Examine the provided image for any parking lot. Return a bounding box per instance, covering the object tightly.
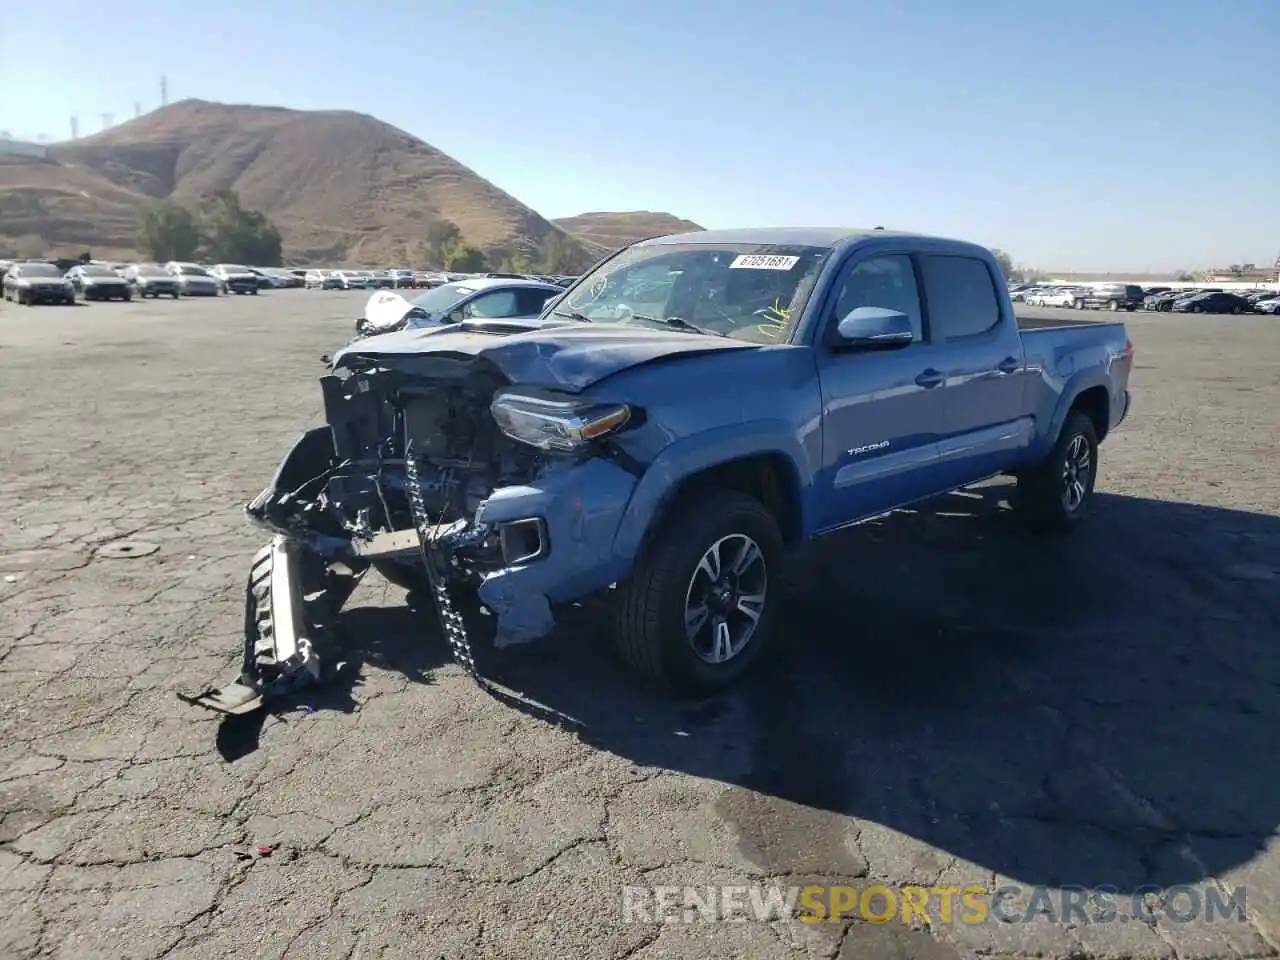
[1,290,1278,959]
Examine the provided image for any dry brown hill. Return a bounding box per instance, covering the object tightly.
[552,211,704,258]
[0,99,596,266]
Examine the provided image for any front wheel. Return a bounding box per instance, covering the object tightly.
[1016,411,1099,535]
[614,489,783,693]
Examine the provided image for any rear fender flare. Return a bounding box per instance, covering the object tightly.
[1037,372,1109,460]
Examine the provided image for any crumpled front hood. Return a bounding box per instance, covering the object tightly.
[331,318,759,392]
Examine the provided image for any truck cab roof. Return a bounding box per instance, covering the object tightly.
[642,227,995,259]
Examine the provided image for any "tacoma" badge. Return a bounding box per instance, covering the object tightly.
[848,441,890,456]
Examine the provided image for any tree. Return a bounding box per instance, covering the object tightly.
[200,190,283,265]
[990,248,1017,281]
[494,251,533,274]
[13,234,46,259]
[988,248,1045,284]
[426,220,462,266]
[137,200,202,262]
[538,231,579,273]
[443,241,487,272]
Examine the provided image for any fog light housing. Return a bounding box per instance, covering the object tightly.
[497,518,547,565]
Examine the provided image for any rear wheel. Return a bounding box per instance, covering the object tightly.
[614,490,783,693]
[1016,410,1098,535]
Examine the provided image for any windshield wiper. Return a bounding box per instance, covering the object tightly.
[552,309,593,322]
[631,314,727,337]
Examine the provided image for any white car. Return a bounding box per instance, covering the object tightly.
[1255,297,1280,315]
[304,269,341,290]
[165,261,221,296]
[1038,289,1080,308]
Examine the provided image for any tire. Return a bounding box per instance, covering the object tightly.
[122,291,132,302]
[1192,305,1203,314]
[614,489,783,694]
[172,291,181,300]
[16,290,26,306]
[250,288,259,295]
[1016,410,1099,535]
[1108,300,1119,311]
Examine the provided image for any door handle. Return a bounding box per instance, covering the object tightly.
[915,369,944,389]
[997,356,1020,374]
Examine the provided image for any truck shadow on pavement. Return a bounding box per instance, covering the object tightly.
[331,479,1280,893]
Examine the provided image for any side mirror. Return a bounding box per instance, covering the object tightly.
[834,306,915,349]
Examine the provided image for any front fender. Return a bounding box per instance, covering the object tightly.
[611,421,813,561]
[266,426,335,495]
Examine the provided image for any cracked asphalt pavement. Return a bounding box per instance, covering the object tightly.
[1,291,1278,959]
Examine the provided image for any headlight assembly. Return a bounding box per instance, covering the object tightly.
[490,391,632,452]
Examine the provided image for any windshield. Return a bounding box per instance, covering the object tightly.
[179,265,210,277]
[555,242,833,343]
[81,266,117,277]
[22,263,61,278]
[408,281,477,316]
[219,264,250,273]
[137,266,168,277]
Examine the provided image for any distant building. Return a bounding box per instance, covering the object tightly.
[0,138,48,160]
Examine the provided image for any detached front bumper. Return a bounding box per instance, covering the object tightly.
[244,427,641,647]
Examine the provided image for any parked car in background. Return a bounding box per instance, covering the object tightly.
[1035,287,1083,308]
[66,263,133,301]
[1242,290,1277,308]
[1254,296,1280,315]
[368,270,396,290]
[209,264,261,295]
[2,261,76,305]
[165,262,222,297]
[334,271,372,290]
[355,277,565,337]
[1171,292,1255,315]
[387,269,415,289]
[305,270,342,290]
[124,264,181,299]
[1144,289,1190,311]
[1077,283,1144,312]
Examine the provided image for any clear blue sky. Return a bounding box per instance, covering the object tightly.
[1,0,1276,272]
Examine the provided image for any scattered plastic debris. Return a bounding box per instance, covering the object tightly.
[296,705,316,715]
[256,844,277,857]
[3,575,16,584]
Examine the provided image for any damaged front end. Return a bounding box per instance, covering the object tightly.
[181,343,642,714]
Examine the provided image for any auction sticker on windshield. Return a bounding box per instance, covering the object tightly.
[729,255,800,270]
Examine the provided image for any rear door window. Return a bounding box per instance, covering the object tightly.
[918,255,1002,339]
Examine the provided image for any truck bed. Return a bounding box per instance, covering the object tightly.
[1016,313,1121,331]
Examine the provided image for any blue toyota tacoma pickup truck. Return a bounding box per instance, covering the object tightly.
[182,228,1133,714]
